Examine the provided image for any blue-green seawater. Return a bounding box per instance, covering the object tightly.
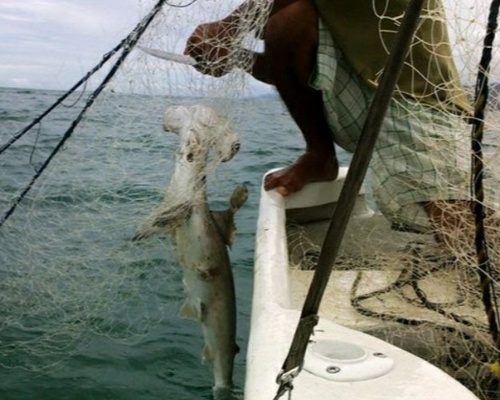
[0,87,353,400]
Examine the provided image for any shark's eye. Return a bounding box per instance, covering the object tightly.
[186,152,194,162]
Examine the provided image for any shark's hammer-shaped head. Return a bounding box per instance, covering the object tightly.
[163,105,240,175]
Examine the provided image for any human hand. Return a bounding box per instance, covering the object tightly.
[184,21,239,77]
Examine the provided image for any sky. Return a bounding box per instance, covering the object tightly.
[0,0,272,94]
[0,0,494,92]
[0,0,145,90]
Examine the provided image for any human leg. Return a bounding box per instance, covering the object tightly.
[310,15,470,240]
[258,0,338,196]
[369,95,472,244]
[184,0,338,196]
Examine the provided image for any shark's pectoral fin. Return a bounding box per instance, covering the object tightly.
[133,203,192,241]
[153,203,192,228]
[132,218,173,241]
[131,226,165,241]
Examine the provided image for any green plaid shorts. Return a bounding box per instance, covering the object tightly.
[310,19,470,232]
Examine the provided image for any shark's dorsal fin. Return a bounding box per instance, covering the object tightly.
[230,185,248,212]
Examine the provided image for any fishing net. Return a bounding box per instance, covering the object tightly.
[285,2,500,398]
[1,0,500,398]
[0,0,272,371]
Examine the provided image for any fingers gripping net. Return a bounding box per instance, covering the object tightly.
[0,0,271,371]
[123,0,272,99]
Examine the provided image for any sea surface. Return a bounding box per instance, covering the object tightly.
[0,86,352,400]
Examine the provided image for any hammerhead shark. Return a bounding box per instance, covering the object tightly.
[133,105,247,393]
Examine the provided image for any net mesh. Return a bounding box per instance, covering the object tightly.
[0,0,271,371]
[286,1,500,399]
[1,0,500,398]
[284,2,500,395]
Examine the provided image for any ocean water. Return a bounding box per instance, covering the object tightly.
[0,86,349,400]
[4,81,500,400]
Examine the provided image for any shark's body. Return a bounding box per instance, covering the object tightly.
[134,105,246,391]
[174,185,247,389]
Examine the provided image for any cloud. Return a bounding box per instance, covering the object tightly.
[442,0,499,84]
[0,0,141,89]
[0,0,495,92]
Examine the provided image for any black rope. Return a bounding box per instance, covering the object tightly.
[350,245,485,332]
[0,0,169,227]
[1,41,123,156]
[0,0,199,155]
[470,0,500,359]
[350,259,495,393]
[405,246,475,328]
[61,80,88,108]
[28,123,43,170]
[166,0,198,7]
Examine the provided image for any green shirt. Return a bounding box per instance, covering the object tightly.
[314,0,471,114]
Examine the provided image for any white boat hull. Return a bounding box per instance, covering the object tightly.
[245,168,479,399]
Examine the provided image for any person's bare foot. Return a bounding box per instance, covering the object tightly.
[264,152,339,196]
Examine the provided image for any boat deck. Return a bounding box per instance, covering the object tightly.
[285,204,491,385]
[246,174,486,399]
